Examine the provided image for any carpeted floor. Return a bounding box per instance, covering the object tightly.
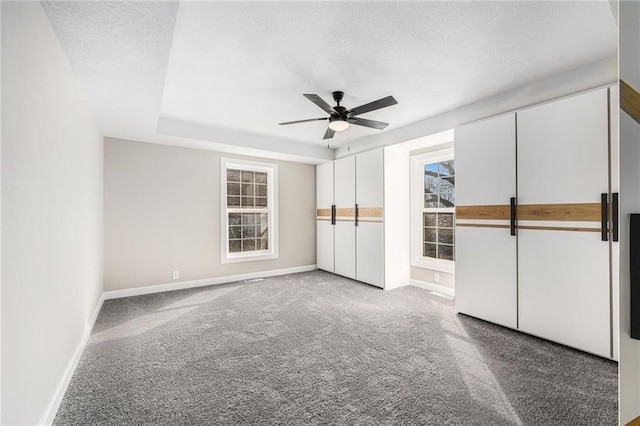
[54,270,617,425]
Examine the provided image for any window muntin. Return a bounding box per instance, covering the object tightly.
[221,159,278,263]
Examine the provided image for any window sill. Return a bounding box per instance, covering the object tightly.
[411,258,455,274]
[222,252,278,264]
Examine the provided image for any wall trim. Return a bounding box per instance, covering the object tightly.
[39,293,105,425]
[104,265,317,300]
[410,278,455,297]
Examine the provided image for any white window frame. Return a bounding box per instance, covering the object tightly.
[221,157,278,264]
[410,148,455,274]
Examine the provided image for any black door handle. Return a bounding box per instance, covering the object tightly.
[612,193,619,242]
[601,193,609,242]
[331,205,336,225]
[510,197,517,236]
[355,204,359,227]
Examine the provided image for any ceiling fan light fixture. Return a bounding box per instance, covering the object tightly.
[329,117,349,131]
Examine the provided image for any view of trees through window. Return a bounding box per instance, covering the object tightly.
[423,160,455,261]
[227,169,269,254]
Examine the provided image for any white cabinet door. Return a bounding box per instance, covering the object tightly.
[334,156,356,208]
[316,162,334,272]
[356,222,384,288]
[316,221,334,272]
[316,162,334,209]
[355,149,384,286]
[335,222,356,279]
[356,148,383,208]
[455,113,518,329]
[517,88,611,357]
[334,156,356,279]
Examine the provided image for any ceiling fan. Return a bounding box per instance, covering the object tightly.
[279,91,398,140]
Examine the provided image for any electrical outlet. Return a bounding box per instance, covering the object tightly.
[173,270,180,280]
[434,273,440,283]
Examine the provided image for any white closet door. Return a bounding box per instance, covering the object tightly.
[334,156,356,279]
[335,222,356,279]
[455,113,517,328]
[355,148,384,286]
[317,221,334,272]
[517,88,610,357]
[316,162,334,209]
[316,162,334,272]
[356,148,383,208]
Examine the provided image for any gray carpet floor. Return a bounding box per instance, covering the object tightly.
[54,270,617,425]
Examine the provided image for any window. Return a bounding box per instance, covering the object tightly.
[221,158,278,263]
[411,148,455,273]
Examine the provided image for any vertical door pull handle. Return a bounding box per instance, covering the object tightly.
[612,193,619,242]
[510,197,517,236]
[601,193,609,242]
[355,204,359,227]
[331,205,336,225]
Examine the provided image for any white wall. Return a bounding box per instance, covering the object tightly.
[1,2,104,424]
[104,138,316,291]
[620,2,640,423]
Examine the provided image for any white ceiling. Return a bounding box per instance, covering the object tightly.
[42,1,617,162]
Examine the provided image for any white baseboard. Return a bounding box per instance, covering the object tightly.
[410,278,455,297]
[39,293,105,425]
[103,264,317,300]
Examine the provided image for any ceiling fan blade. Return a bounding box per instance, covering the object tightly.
[279,117,328,126]
[304,94,337,115]
[346,95,398,116]
[323,127,335,140]
[348,117,389,130]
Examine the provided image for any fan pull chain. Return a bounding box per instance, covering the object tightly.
[348,128,351,151]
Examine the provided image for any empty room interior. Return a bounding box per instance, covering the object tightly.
[4,1,640,425]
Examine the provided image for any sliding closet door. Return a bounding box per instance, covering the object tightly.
[455,113,517,328]
[334,156,356,279]
[355,149,384,288]
[517,88,610,357]
[316,162,334,272]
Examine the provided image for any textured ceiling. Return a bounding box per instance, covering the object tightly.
[43,1,617,159]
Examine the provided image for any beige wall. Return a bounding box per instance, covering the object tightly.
[411,266,455,290]
[104,138,316,291]
[2,2,104,424]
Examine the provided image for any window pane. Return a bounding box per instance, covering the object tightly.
[242,239,256,251]
[241,183,254,196]
[424,227,437,242]
[438,160,455,177]
[242,226,255,238]
[260,238,269,250]
[424,194,439,208]
[227,169,240,182]
[227,182,240,196]
[443,176,455,187]
[438,244,454,261]
[424,213,437,227]
[241,196,255,208]
[241,170,254,183]
[438,213,454,227]
[229,226,242,239]
[440,191,455,207]
[256,197,267,207]
[255,172,267,184]
[424,163,438,177]
[424,177,439,195]
[256,184,267,197]
[424,243,437,258]
[229,213,241,226]
[242,213,256,225]
[438,228,454,244]
[228,196,240,207]
[229,240,242,253]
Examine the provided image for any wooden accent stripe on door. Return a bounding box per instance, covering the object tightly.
[457,203,601,222]
[456,205,510,220]
[621,79,640,125]
[518,203,601,221]
[317,208,383,218]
